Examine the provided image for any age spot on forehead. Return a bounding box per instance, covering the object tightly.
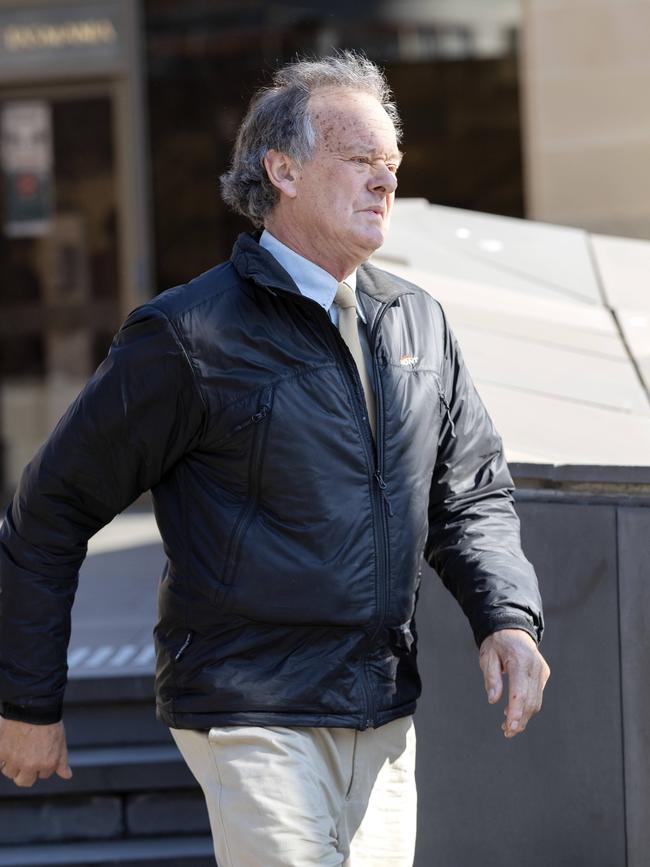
[311,92,397,154]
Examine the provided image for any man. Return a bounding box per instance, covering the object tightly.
[0,53,549,865]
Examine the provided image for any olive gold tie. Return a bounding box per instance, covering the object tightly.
[334,282,376,440]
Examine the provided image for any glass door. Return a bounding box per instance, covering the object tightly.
[0,85,121,491]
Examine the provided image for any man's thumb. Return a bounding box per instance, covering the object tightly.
[481,649,503,704]
[56,756,73,779]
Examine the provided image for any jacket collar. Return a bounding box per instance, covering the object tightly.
[231,231,413,316]
[357,263,412,305]
[231,231,303,296]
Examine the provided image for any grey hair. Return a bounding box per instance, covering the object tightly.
[219,51,402,227]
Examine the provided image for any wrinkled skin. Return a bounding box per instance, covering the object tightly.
[263,88,401,280]
[480,629,551,738]
[0,718,71,787]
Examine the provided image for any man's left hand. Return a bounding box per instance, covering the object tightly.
[479,629,550,738]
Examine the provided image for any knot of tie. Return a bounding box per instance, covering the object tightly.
[334,282,357,310]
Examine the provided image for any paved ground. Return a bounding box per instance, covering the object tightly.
[69,509,164,679]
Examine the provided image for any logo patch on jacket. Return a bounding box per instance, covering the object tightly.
[399,354,419,368]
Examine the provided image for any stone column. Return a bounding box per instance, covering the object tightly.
[520,0,650,239]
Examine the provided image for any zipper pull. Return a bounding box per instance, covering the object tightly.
[439,391,457,439]
[233,404,270,434]
[251,405,270,423]
[374,471,394,517]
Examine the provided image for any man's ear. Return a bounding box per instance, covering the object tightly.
[263,149,299,198]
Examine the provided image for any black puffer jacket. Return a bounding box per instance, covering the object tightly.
[0,233,543,729]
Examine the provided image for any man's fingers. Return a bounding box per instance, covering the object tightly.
[502,662,530,737]
[56,753,73,780]
[502,653,551,737]
[0,756,70,784]
[1,760,17,780]
[13,769,38,788]
[480,629,550,739]
[0,718,72,788]
[532,656,551,715]
[37,762,60,780]
[480,648,503,704]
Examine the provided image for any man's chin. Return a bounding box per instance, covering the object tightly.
[351,228,387,258]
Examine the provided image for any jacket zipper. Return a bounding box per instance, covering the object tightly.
[365,298,406,645]
[213,406,270,449]
[361,293,413,728]
[264,288,410,729]
[219,392,273,596]
[232,407,270,433]
[290,295,380,728]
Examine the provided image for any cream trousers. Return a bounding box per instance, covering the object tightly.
[171,715,417,867]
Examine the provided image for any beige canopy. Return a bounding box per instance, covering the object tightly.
[372,199,650,467]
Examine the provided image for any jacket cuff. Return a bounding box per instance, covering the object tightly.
[1,701,63,725]
[474,612,541,649]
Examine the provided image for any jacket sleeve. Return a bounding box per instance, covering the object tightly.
[0,304,206,724]
[423,307,544,648]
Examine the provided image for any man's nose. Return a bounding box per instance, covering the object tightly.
[369,163,398,195]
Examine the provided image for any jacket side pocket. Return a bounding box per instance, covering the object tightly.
[215,385,274,607]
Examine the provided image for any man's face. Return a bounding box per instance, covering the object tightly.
[290,89,402,269]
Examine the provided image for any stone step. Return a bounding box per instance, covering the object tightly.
[0,835,215,866]
[0,790,210,847]
[62,674,168,749]
[0,674,212,857]
[0,743,196,799]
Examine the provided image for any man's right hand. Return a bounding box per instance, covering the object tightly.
[0,717,72,788]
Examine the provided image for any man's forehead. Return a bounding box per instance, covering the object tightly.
[309,89,399,151]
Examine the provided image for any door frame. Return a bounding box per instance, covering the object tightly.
[0,0,153,318]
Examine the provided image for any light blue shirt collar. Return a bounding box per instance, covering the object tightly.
[259,229,364,323]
